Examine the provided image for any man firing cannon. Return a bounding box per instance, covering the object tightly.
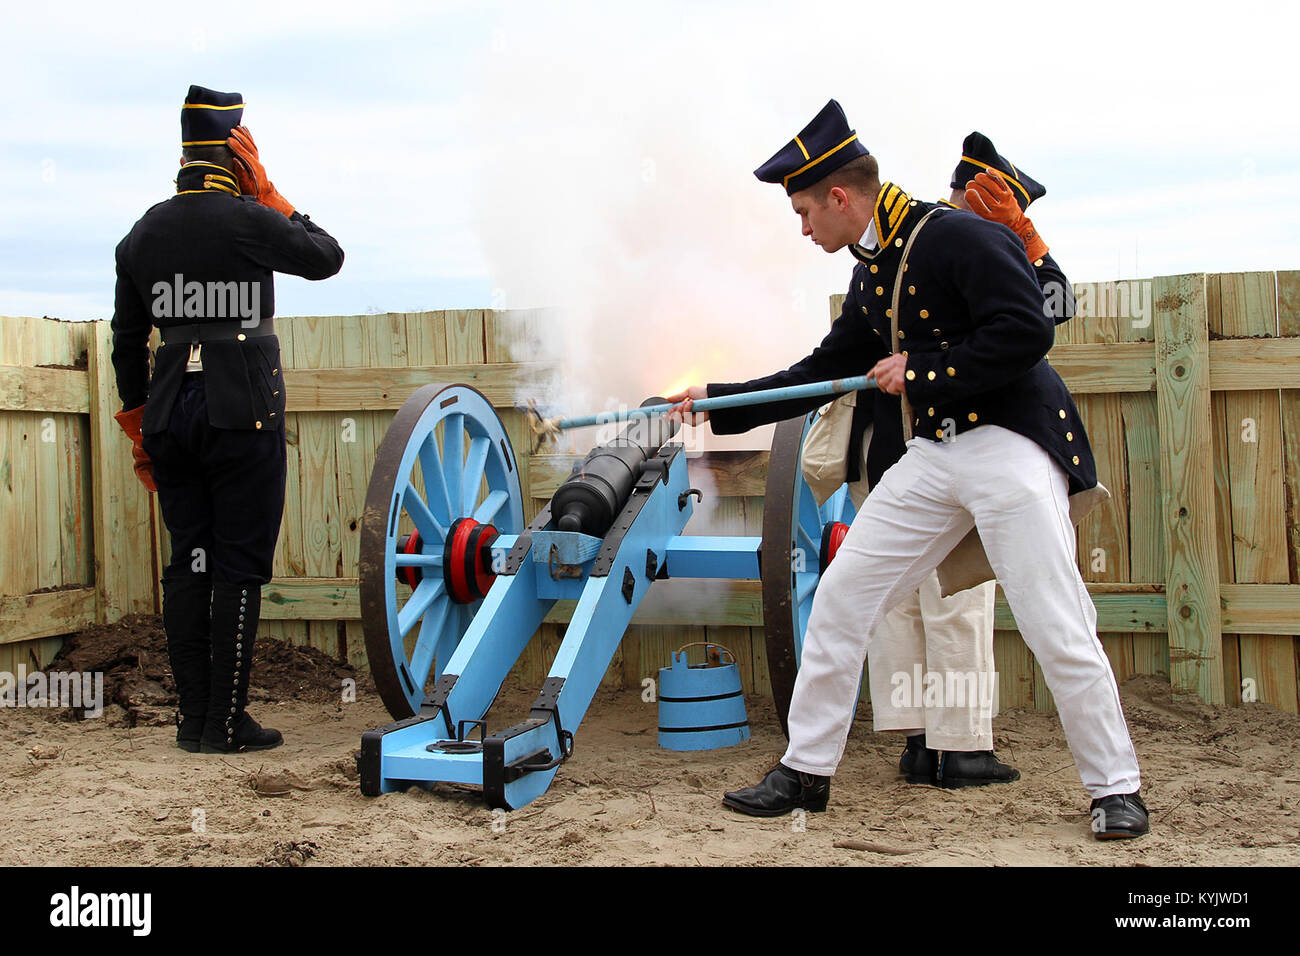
[667,100,1148,840]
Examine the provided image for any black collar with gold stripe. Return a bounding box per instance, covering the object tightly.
[175,162,240,197]
[848,182,929,265]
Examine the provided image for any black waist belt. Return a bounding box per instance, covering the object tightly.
[160,319,276,344]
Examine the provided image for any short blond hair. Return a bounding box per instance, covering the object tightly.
[810,155,880,201]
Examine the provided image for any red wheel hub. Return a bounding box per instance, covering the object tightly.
[398,531,422,589]
[444,518,500,604]
[820,521,850,575]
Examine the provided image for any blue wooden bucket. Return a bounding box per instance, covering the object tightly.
[657,643,750,751]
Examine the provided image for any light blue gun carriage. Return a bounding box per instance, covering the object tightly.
[358,377,871,809]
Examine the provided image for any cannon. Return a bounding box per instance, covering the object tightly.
[357,380,862,809]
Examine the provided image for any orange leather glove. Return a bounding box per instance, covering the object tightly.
[965,168,1049,263]
[227,125,295,218]
[113,405,157,493]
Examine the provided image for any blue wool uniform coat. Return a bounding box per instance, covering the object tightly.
[111,163,344,434]
[707,183,1097,495]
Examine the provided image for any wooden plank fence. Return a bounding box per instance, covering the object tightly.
[2,273,1299,715]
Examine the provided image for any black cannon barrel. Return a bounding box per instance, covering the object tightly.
[552,398,680,536]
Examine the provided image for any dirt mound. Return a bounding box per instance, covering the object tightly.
[44,614,373,726]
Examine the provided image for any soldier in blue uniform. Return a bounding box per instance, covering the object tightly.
[667,101,1147,839]
[111,86,344,754]
[946,131,1075,323]
[875,133,1074,789]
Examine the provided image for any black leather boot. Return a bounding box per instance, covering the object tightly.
[199,582,282,753]
[936,750,1021,788]
[1090,791,1149,840]
[899,733,938,784]
[722,764,830,816]
[161,574,213,752]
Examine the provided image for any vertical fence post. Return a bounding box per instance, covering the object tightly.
[1153,273,1224,703]
[87,317,127,624]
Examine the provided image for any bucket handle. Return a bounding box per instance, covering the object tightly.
[673,642,737,667]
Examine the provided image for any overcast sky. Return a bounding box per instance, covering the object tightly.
[3,0,1298,405]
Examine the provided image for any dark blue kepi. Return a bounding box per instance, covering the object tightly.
[950,131,1045,210]
[181,85,244,147]
[754,99,871,195]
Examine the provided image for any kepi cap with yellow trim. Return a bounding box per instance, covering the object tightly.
[951,131,1044,211]
[754,99,870,196]
[181,85,244,147]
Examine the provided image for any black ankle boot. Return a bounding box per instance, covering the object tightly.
[936,750,1020,788]
[162,574,213,752]
[200,583,282,754]
[1091,791,1149,840]
[722,764,830,816]
[899,733,938,784]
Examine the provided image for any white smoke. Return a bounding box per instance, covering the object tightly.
[467,4,916,453]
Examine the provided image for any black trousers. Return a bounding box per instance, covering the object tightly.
[142,375,287,586]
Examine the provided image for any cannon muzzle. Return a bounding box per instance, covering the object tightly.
[552,398,680,536]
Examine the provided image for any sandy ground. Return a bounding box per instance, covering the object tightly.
[2,618,1299,867]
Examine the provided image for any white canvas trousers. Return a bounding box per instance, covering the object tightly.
[782,425,1141,798]
[849,431,998,752]
[866,573,997,750]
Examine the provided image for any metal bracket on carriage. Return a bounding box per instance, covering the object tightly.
[633,445,677,492]
[508,678,575,780]
[505,730,575,780]
[427,717,488,755]
[483,678,575,801]
[418,673,459,734]
[503,503,553,576]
